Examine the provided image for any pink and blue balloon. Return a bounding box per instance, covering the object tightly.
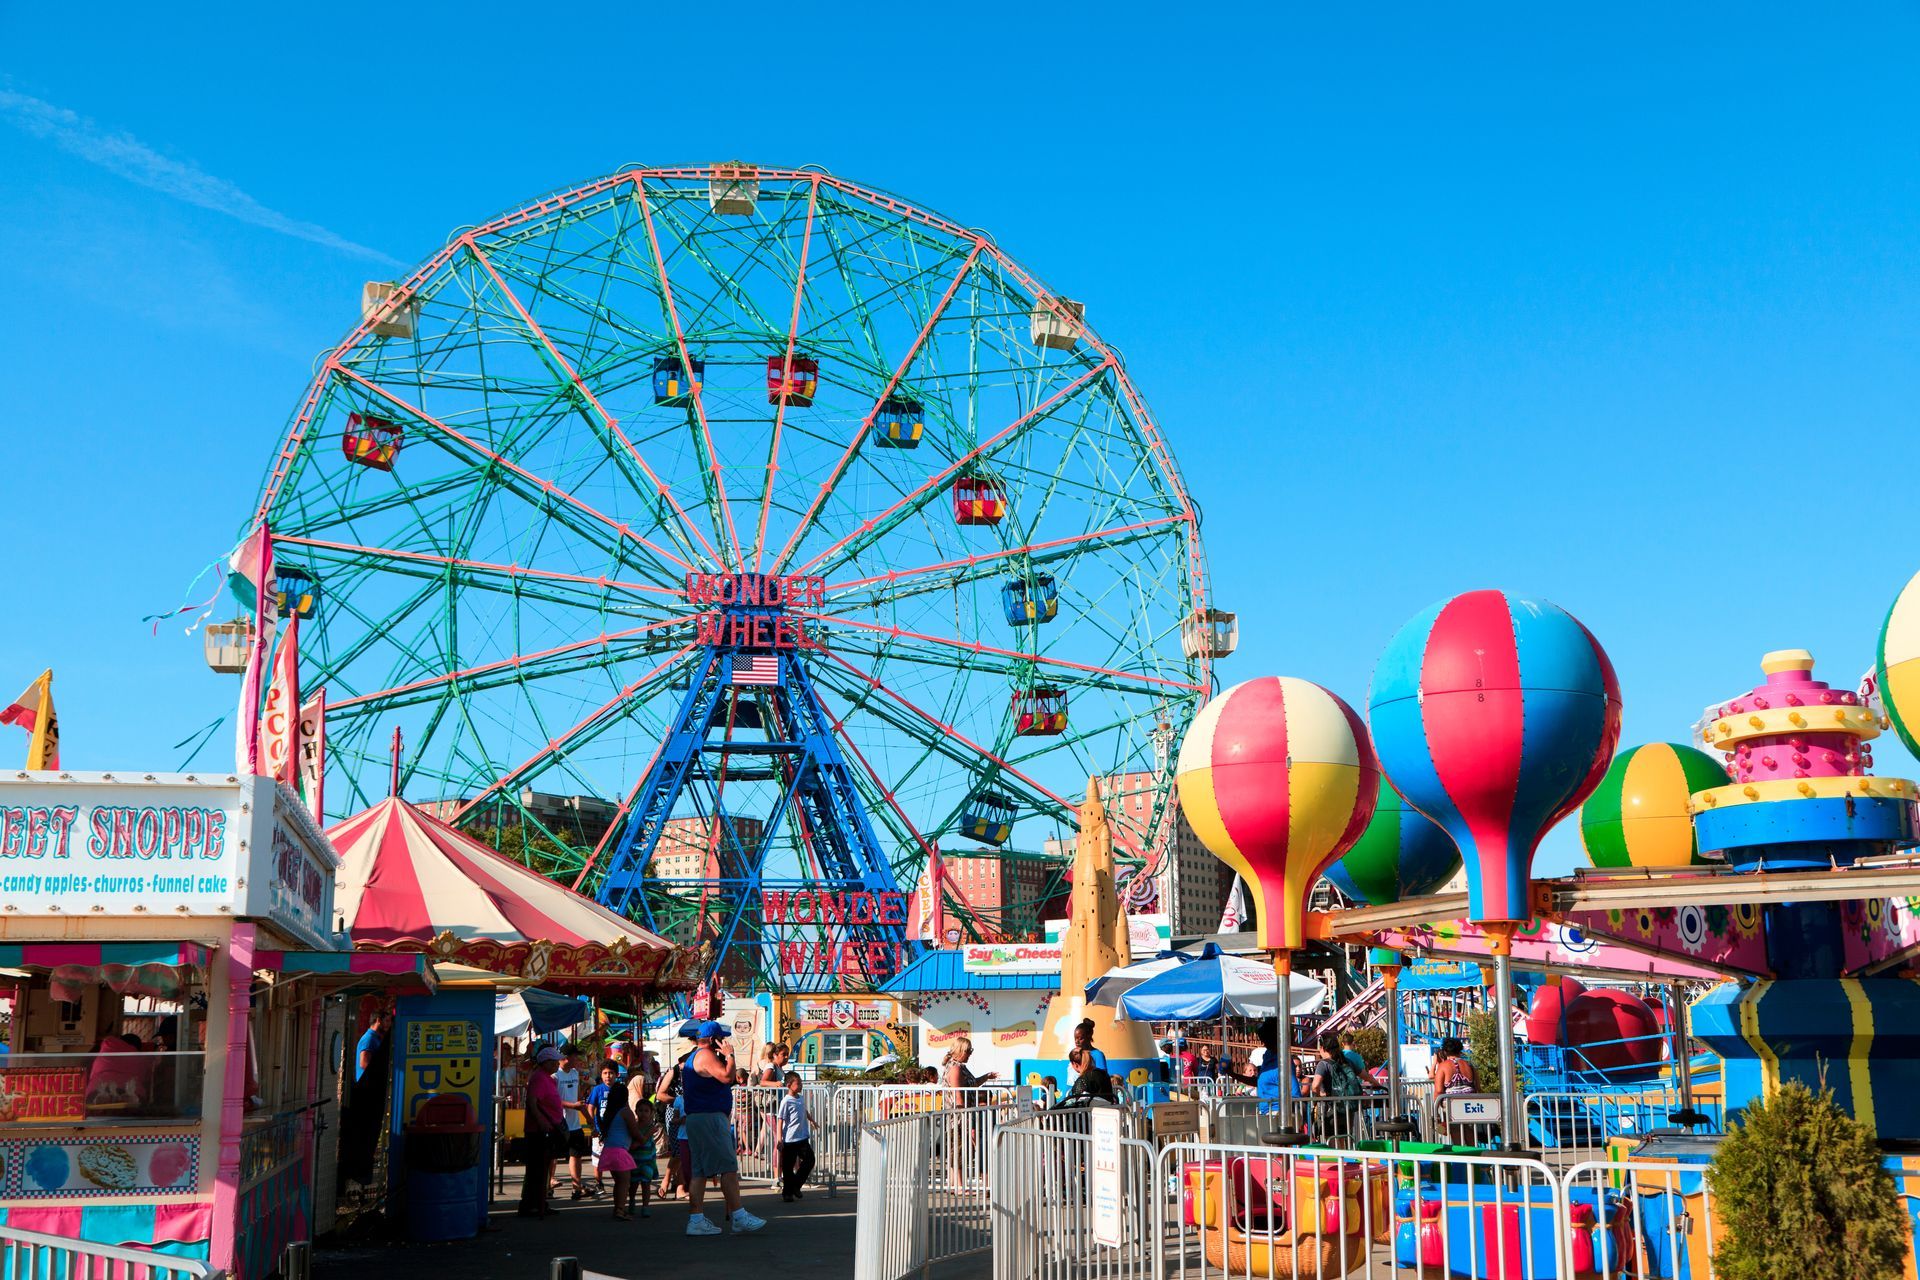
[1367,590,1622,922]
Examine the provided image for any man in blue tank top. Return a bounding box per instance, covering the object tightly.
[682,1021,766,1236]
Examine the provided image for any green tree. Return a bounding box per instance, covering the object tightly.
[1347,1025,1389,1069]
[1706,1080,1907,1280]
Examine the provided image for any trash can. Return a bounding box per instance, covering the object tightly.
[404,1094,484,1242]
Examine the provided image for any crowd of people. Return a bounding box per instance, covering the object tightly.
[516,1022,818,1237]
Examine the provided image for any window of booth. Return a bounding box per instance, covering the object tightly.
[1,968,207,1124]
[817,1032,867,1067]
[247,976,316,1117]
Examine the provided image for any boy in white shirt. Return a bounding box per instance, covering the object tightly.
[774,1072,815,1202]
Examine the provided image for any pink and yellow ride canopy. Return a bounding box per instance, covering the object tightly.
[1176,676,1379,952]
[329,796,697,993]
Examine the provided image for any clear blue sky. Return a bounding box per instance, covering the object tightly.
[2,4,1916,876]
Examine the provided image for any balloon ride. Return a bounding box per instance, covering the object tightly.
[1177,675,1380,1134]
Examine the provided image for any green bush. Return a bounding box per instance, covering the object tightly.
[1347,1025,1389,1069]
[1706,1080,1907,1280]
[1464,1009,1505,1091]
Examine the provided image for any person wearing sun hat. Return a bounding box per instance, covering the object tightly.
[682,1020,765,1236]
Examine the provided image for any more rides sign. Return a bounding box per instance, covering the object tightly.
[0,772,339,950]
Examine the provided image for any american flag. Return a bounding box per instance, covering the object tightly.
[731,654,780,686]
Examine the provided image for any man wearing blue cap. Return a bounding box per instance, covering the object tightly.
[682,1020,766,1236]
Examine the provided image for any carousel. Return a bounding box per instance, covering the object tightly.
[325,797,696,1241]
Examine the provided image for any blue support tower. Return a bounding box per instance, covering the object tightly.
[594,575,917,997]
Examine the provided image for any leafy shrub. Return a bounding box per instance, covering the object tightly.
[1706,1080,1907,1280]
[1347,1025,1389,1069]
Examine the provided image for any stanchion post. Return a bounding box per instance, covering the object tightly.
[1264,950,1306,1146]
[1485,923,1521,1150]
[1380,961,1404,1118]
[551,1258,582,1280]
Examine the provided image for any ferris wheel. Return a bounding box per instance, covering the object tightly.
[245,163,1228,979]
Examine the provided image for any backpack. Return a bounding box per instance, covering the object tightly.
[1327,1054,1367,1098]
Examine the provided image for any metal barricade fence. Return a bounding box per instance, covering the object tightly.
[1523,1088,1722,1155]
[731,1086,786,1186]
[992,1107,1160,1280]
[0,1220,221,1280]
[827,1085,1019,1187]
[1559,1159,1718,1279]
[1159,1138,1564,1279]
[855,1103,1017,1280]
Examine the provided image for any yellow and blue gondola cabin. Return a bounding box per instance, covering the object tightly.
[652,354,705,405]
[341,412,403,471]
[953,475,1008,526]
[274,565,320,620]
[766,353,819,407]
[1001,574,1059,625]
[875,396,924,448]
[960,792,1016,845]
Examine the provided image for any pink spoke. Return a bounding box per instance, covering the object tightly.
[333,365,692,574]
[628,177,744,569]
[823,513,1190,596]
[753,177,820,574]
[327,618,688,712]
[463,235,724,567]
[796,611,1202,694]
[817,649,1073,814]
[569,743,668,891]
[769,242,986,575]
[452,643,697,822]
[791,358,1111,580]
[816,696,971,917]
[277,534,679,600]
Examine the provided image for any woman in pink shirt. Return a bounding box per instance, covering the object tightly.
[520,1046,566,1218]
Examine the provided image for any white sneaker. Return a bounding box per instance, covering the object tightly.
[730,1208,767,1234]
[687,1215,723,1237]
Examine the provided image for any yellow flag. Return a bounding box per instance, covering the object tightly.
[0,670,59,770]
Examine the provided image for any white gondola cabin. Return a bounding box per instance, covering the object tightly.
[361,281,420,339]
[203,621,253,674]
[1181,609,1239,659]
[1029,297,1085,351]
[709,163,760,215]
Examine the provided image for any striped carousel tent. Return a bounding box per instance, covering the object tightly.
[328,796,699,994]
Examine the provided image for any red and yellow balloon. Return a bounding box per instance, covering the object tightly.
[1176,677,1381,952]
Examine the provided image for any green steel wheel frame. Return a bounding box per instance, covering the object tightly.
[245,164,1217,946]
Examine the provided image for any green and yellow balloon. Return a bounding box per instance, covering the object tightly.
[1580,742,1728,869]
[1877,570,1920,758]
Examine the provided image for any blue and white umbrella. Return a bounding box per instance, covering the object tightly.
[1083,948,1196,1008]
[1118,951,1328,1022]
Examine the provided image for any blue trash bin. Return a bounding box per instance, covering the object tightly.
[404,1095,484,1242]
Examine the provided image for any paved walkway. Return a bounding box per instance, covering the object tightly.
[318,1177,871,1280]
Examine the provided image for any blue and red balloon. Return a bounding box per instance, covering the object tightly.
[1367,590,1622,922]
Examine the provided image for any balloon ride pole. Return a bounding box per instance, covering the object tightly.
[1269,950,1305,1145]
[1379,958,1405,1119]
[1486,923,1521,1150]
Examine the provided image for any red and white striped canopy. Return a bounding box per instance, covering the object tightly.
[329,797,670,954]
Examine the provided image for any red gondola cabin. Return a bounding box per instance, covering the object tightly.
[767,353,819,407]
[1011,686,1067,736]
[341,413,403,471]
[953,475,1008,526]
